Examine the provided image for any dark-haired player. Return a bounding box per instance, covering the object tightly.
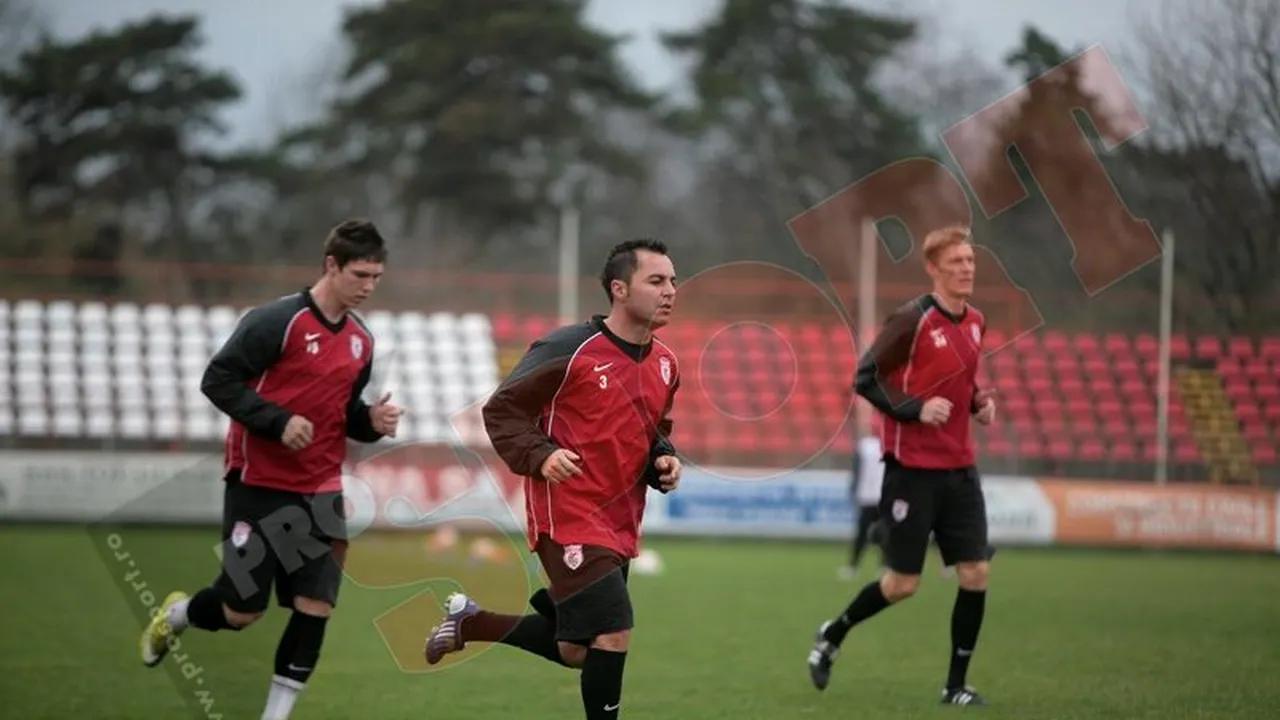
[139,219,403,720]
[424,238,682,720]
[807,225,997,706]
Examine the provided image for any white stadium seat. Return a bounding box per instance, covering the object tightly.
[52,409,82,437]
[110,302,140,330]
[78,301,108,328]
[18,407,47,436]
[86,410,114,437]
[0,298,504,446]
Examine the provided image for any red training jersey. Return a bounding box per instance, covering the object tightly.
[854,295,986,469]
[482,315,680,558]
[201,289,385,494]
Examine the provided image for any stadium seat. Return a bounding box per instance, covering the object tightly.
[0,298,1277,477]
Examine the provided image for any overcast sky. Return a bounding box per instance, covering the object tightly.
[45,0,1147,146]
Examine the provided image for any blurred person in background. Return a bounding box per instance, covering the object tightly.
[839,427,887,580]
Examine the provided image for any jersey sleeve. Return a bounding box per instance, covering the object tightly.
[481,329,588,480]
[345,355,383,443]
[854,302,926,423]
[970,315,988,414]
[644,374,680,493]
[200,304,295,440]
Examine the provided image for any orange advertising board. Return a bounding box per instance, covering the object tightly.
[1035,479,1279,552]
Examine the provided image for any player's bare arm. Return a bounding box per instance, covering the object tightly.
[201,304,299,444]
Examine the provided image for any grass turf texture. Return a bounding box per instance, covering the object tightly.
[2,524,1277,719]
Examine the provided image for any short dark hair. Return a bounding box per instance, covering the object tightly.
[600,238,669,303]
[323,219,387,269]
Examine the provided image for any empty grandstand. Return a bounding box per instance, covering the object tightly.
[2,297,1275,485]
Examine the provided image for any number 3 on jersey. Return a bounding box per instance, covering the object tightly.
[599,374,608,389]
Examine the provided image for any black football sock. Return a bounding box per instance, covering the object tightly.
[263,612,327,720]
[274,612,328,685]
[581,648,627,719]
[947,588,986,689]
[185,587,236,631]
[823,580,891,646]
[462,612,569,667]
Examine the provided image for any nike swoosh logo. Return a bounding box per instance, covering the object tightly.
[288,664,312,672]
[604,703,619,711]
[304,333,321,341]
[593,363,613,372]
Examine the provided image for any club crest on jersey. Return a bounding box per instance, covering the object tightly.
[659,356,672,385]
[230,521,252,549]
[350,335,363,359]
[930,328,948,348]
[969,324,981,344]
[563,544,584,570]
[892,499,909,522]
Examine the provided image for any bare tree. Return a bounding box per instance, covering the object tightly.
[884,11,1013,145]
[1125,0,1280,335]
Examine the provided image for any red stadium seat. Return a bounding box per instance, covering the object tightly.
[1011,415,1036,435]
[1113,357,1140,380]
[1133,334,1158,357]
[986,436,1013,457]
[1078,438,1105,461]
[1074,333,1100,355]
[1170,335,1191,359]
[1174,443,1201,463]
[1087,375,1116,396]
[1260,338,1280,359]
[1014,334,1039,353]
[1058,377,1085,397]
[1228,337,1255,357]
[1039,416,1067,437]
[1042,331,1069,354]
[1253,443,1277,464]
[1065,396,1093,418]
[1256,384,1280,406]
[490,313,517,342]
[1105,332,1132,355]
[1026,376,1054,395]
[1194,336,1221,359]
[1110,441,1137,462]
[1046,438,1074,460]
[1245,360,1270,381]
[1083,357,1110,377]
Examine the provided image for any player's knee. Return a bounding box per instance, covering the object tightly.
[293,596,333,617]
[956,561,989,591]
[557,642,588,668]
[590,629,630,652]
[880,572,920,602]
[225,607,264,628]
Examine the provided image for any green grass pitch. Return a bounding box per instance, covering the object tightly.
[2,524,1278,719]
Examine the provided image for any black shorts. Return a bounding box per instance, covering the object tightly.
[879,456,988,575]
[533,534,633,644]
[212,471,348,614]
